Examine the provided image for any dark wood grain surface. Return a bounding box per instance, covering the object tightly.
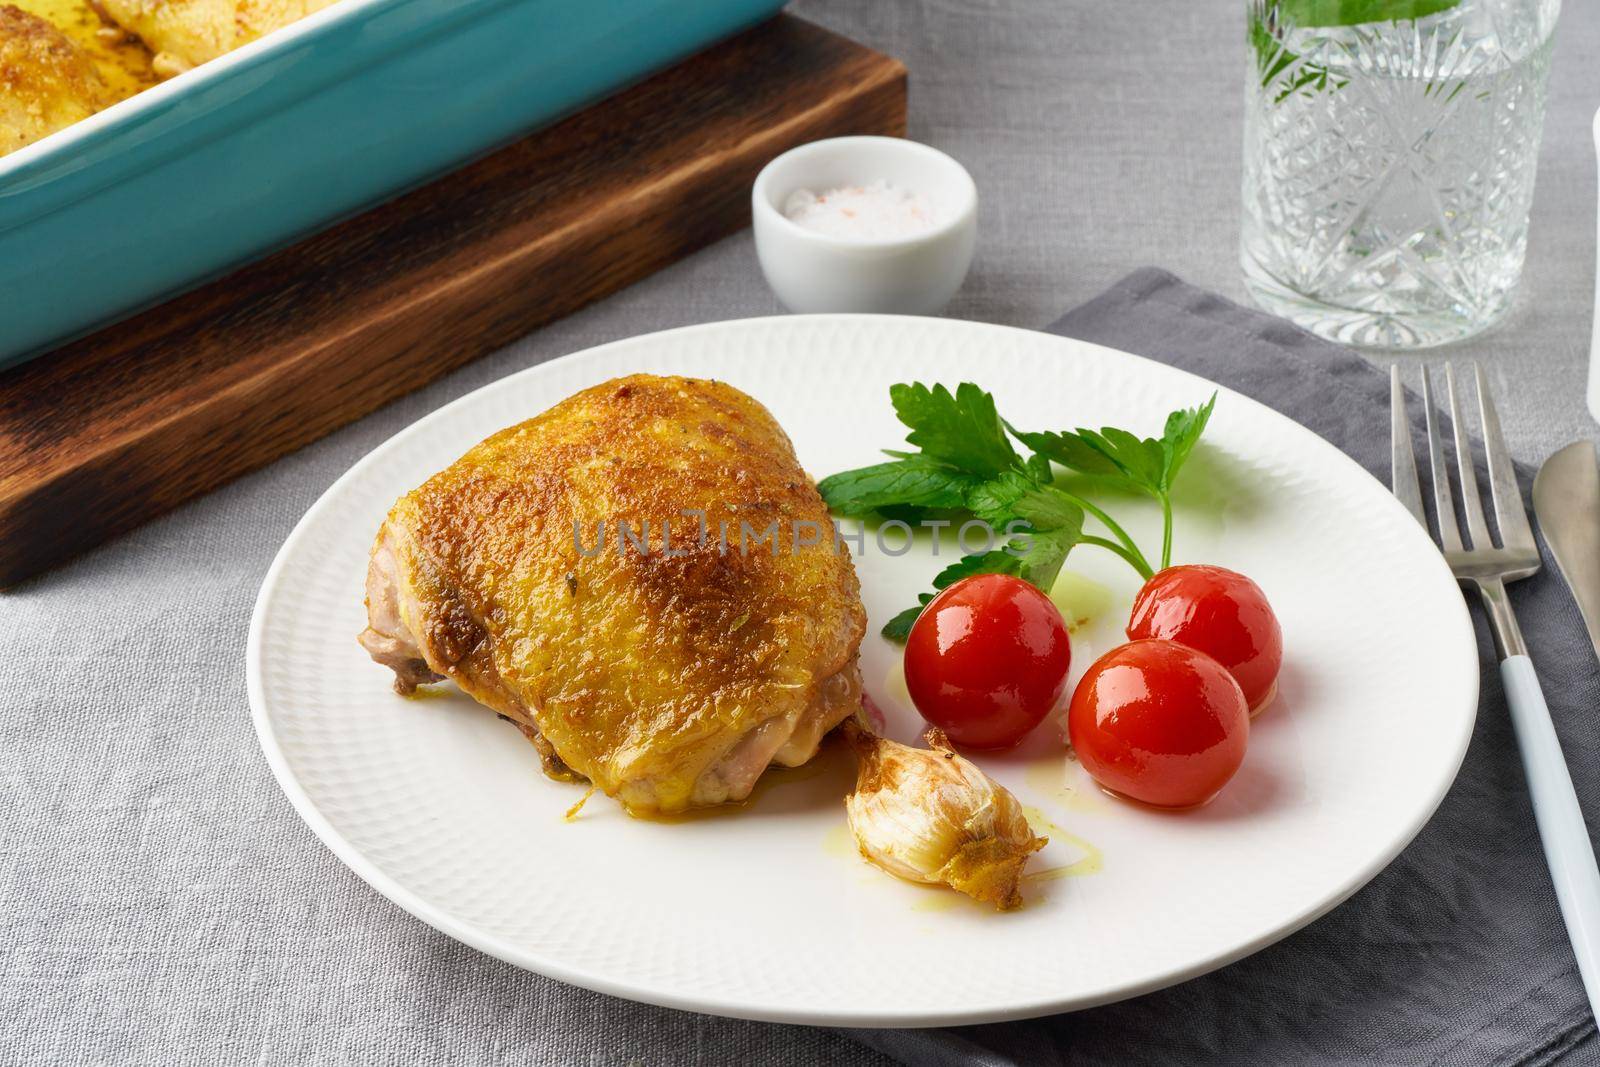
[0,15,907,586]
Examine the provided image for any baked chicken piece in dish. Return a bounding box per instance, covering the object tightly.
[359,374,867,816]
[0,0,335,156]
[0,5,107,152]
[94,0,337,75]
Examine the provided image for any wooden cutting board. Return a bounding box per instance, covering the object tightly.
[0,15,906,586]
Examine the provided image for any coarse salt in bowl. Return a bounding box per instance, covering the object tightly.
[752,137,978,315]
[783,180,939,241]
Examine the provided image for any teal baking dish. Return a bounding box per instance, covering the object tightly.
[0,0,785,369]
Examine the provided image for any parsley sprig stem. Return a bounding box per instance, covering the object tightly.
[1055,492,1153,580]
[1161,500,1176,572]
[1081,535,1153,580]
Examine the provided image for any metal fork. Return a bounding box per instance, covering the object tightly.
[1392,363,1600,1021]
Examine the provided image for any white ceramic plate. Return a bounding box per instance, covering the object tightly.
[248,315,1478,1027]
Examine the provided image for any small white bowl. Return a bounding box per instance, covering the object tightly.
[751,136,977,315]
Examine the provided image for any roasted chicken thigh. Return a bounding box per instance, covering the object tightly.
[360,374,867,816]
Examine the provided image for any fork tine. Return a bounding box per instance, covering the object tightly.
[1390,366,1426,527]
[1421,366,1464,553]
[1475,362,1536,551]
[1446,363,1493,549]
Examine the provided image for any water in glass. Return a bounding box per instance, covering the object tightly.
[1241,0,1559,348]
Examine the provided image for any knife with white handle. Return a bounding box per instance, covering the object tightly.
[1534,441,1600,663]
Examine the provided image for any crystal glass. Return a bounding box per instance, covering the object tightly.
[1241,0,1560,349]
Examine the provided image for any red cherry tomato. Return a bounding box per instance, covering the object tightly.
[1127,565,1282,714]
[904,574,1072,749]
[1068,639,1249,809]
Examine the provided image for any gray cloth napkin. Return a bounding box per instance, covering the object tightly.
[847,268,1600,1067]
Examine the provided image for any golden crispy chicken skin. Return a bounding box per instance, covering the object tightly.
[95,0,337,74]
[0,5,108,153]
[359,375,867,816]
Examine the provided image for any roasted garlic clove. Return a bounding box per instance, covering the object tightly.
[843,722,1046,910]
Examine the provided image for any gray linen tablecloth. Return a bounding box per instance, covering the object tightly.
[851,267,1600,1066]
[3,2,1598,1065]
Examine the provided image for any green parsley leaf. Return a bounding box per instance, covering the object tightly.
[1158,394,1216,492]
[1010,528,1077,591]
[828,383,1218,641]
[966,475,1085,592]
[965,473,1085,537]
[1009,396,1214,570]
[1077,426,1166,489]
[817,457,981,517]
[929,531,1076,600]
[890,382,1020,477]
[879,479,1085,640]
[880,594,934,642]
[964,471,1036,525]
[1024,451,1055,484]
[881,530,1080,644]
[873,504,952,526]
[1008,424,1122,479]
[880,551,1027,644]
[1015,490,1085,539]
[932,550,1021,589]
[1011,395,1217,499]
